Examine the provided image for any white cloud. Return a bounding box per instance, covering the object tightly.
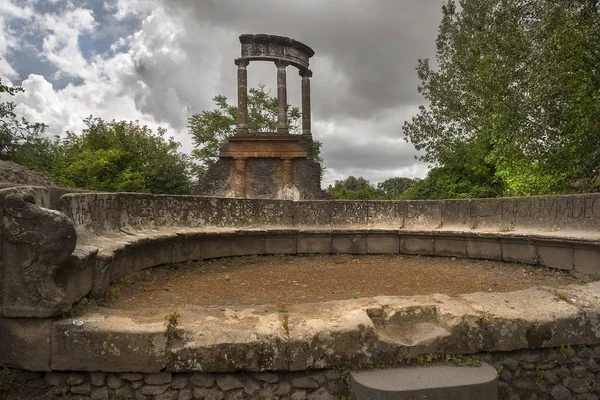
[4,0,442,188]
[0,1,35,78]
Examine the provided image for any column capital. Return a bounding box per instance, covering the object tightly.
[299,68,313,78]
[274,59,289,69]
[234,58,249,68]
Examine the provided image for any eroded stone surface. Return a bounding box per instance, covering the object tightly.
[1,190,78,318]
[4,283,588,374]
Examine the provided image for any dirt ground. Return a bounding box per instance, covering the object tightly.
[104,254,579,311]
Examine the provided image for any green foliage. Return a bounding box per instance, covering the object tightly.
[330,176,372,192]
[0,77,55,173]
[1,76,192,194]
[0,367,15,391]
[404,0,600,197]
[52,117,192,194]
[328,175,424,200]
[327,176,383,200]
[188,84,320,177]
[377,177,421,198]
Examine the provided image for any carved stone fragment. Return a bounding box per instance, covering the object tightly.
[1,191,77,317]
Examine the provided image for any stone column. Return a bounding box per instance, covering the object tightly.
[235,59,249,134]
[300,69,312,136]
[275,60,289,133]
[282,158,293,187]
[234,158,247,197]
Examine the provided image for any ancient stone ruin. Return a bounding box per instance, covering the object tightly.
[196,34,324,200]
[3,36,600,400]
[2,182,600,398]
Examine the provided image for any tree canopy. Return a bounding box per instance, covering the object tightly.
[327,176,420,200]
[0,77,54,174]
[52,117,193,194]
[404,0,600,197]
[1,78,193,194]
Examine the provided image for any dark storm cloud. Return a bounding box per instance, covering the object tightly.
[321,136,421,171]
[159,0,444,119]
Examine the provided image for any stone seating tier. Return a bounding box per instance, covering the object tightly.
[2,187,600,377]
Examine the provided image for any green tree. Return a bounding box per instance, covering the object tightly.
[377,177,420,198]
[0,77,55,173]
[327,176,384,199]
[188,85,321,177]
[404,0,600,197]
[52,117,192,194]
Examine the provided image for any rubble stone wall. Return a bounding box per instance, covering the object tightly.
[6,345,600,400]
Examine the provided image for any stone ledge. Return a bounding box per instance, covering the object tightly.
[2,283,598,373]
[73,227,600,299]
[350,362,498,400]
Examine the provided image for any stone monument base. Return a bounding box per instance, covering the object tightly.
[196,132,325,200]
[195,156,324,200]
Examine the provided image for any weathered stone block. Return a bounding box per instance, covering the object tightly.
[171,234,204,264]
[51,316,167,372]
[467,237,502,260]
[91,386,108,400]
[44,372,67,386]
[460,288,587,350]
[293,202,331,226]
[351,363,498,400]
[501,240,538,264]
[537,243,574,270]
[332,234,367,254]
[574,247,600,275]
[297,235,331,254]
[189,373,215,387]
[90,372,107,386]
[367,234,399,254]
[400,235,434,255]
[59,192,121,236]
[438,199,473,228]
[119,373,144,381]
[0,318,52,371]
[146,372,172,385]
[142,383,171,396]
[330,201,368,226]
[434,236,467,258]
[71,381,92,395]
[111,237,176,282]
[216,375,243,391]
[55,245,96,306]
[368,202,402,227]
[265,235,298,255]
[107,373,123,389]
[1,190,78,318]
[231,235,265,256]
[202,237,232,259]
[399,201,442,229]
[193,387,224,400]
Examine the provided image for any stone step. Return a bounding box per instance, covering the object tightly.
[350,362,498,400]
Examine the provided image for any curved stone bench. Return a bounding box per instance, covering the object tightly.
[70,226,600,300]
[4,281,600,373]
[53,192,600,300]
[2,189,600,378]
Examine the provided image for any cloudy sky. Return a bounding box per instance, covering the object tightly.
[1,0,445,187]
